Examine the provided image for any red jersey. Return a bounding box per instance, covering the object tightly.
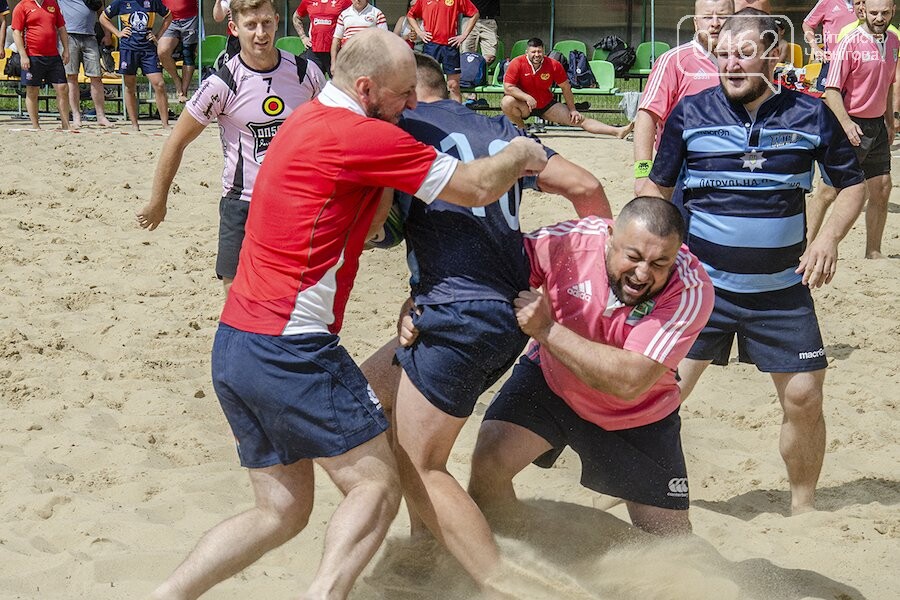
[525,217,714,431]
[408,0,477,46]
[12,0,65,57]
[163,0,198,20]
[296,0,351,53]
[504,54,567,108]
[221,82,458,336]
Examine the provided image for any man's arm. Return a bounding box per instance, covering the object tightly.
[633,109,660,195]
[293,12,309,46]
[536,154,611,218]
[515,287,668,400]
[138,112,207,230]
[152,12,173,44]
[885,82,895,141]
[12,28,27,70]
[802,22,825,62]
[99,12,127,40]
[58,26,69,66]
[798,181,864,287]
[449,10,478,48]
[330,36,340,72]
[438,136,548,207]
[503,81,536,108]
[406,7,429,43]
[557,80,584,126]
[822,88,863,145]
[0,15,7,55]
[212,0,228,22]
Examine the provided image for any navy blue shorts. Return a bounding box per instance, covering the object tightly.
[485,354,690,510]
[216,197,249,280]
[119,49,162,75]
[423,42,461,75]
[22,55,67,86]
[687,284,827,372]
[211,324,388,467]
[395,300,528,418]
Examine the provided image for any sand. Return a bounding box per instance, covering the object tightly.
[0,118,897,600]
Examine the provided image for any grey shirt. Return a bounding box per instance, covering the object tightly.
[57,0,98,36]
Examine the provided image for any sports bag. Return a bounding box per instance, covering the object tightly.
[567,49,596,88]
[459,52,487,88]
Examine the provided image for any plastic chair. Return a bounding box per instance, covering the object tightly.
[510,39,528,59]
[786,42,803,67]
[552,39,588,57]
[591,47,610,61]
[589,60,618,94]
[630,41,670,74]
[275,35,306,55]
[199,35,228,68]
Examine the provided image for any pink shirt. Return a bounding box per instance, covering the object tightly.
[825,27,899,118]
[185,51,326,203]
[804,0,857,54]
[524,217,714,431]
[638,40,718,149]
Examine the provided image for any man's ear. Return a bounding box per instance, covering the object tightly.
[355,76,374,103]
[228,20,237,37]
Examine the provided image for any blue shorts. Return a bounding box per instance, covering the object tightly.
[119,49,162,76]
[22,55,67,86]
[395,300,528,418]
[423,42,461,75]
[212,324,388,467]
[485,353,690,510]
[687,284,827,372]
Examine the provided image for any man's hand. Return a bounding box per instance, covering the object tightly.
[119,26,132,38]
[508,136,549,174]
[569,109,584,125]
[21,55,30,71]
[136,201,167,231]
[843,121,863,146]
[448,34,465,47]
[513,287,553,340]
[421,31,433,43]
[147,31,158,44]
[524,94,537,110]
[397,298,419,347]
[886,116,896,143]
[812,47,826,63]
[796,235,838,288]
[61,49,69,66]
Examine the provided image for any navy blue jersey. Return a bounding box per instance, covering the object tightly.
[650,86,864,294]
[105,0,170,53]
[396,100,553,305]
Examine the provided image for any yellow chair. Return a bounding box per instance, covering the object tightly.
[787,42,803,67]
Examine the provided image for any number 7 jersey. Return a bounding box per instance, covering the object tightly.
[185,50,326,203]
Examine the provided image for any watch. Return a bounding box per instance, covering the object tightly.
[894,111,900,120]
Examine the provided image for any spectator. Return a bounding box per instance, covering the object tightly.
[460,0,499,67]
[213,0,241,62]
[12,0,71,130]
[803,0,857,63]
[293,0,350,76]
[330,0,387,71]
[393,0,419,49]
[0,0,9,56]
[157,0,199,103]
[406,0,479,102]
[57,0,112,128]
[100,0,172,130]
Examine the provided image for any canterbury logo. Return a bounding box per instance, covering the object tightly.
[566,281,592,301]
[667,478,689,495]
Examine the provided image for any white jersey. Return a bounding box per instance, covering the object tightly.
[185,50,325,203]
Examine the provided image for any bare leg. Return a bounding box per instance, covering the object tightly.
[89,76,112,126]
[447,73,462,103]
[581,116,633,138]
[864,174,891,259]
[221,277,233,296]
[66,74,81,127]
[124,75,140,130]
[148,72,170,128]
[771,370,826,514]
[180,65,196,99]
[25,85,40,129]
[500,95,530,128]
[625,502,691,535]
[393,371,501,586]
[52,82,70,130]
[358,338,403,415]
[806,181,838,244]
[305,433,401,600]
[157,37,185,102]
[675,357,712,401]
[148,460,316,600]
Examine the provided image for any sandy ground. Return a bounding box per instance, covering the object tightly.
[0,117,897,600]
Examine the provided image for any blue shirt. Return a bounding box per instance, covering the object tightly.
[104,0,170,53]
[397,100,552,305]
[57,0,97,35]
[650,86,864,294]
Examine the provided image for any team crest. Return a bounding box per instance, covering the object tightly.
[741,149,766,172]
[248,120,285,161]
[144,1,151,7]
[130,11,149,31]
[262,95,285,116]
[540,73,550,80]
[48,5,55,11]
[626,299,656,325]
[445,0,454,5]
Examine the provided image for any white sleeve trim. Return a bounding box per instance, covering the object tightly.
[414,151,458,204]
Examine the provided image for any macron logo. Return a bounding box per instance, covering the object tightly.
[567,281,592,301]
[798,347,826,360]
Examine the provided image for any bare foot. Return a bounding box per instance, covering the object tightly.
[791,504,817,516]
[866,250,885,259]
[97,117,113,127]
[178,92,188,103]
[131,124,141,132]
[617,121,635,139]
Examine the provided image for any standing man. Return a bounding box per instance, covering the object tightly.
[460,0,498,68]
[634,0,733,196]
[157,0,199,103]
[57,0,112,127]
[406,0,479,103]
[643,12,866,514]
[502,38,632,137]
[147,29,548,600]
[809,0,898,259]
[0,0,9,57]
[293,0,351,76]
[138,0,326,295]
[329,0,387,71]
[99,0,172,130]
[469,198,714,535]
[360,52,610,591]
[12,0,71,130]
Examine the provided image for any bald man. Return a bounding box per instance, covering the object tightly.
[147,29,548,600]
[735,0,771,11]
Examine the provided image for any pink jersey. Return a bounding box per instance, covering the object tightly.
[220,82,458,336]
[825,27,899,118]
[638,40,718,149]
[804,0,857,54]
[524,217,714,431]
[333,3,387,46]
[185,51,326,203]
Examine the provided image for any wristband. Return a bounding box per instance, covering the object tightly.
[634,159,653,178]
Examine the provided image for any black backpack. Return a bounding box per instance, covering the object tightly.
[496,57,510,82]
[547,50,567,72]
[607,47,636,76]
[595,35,627,53]
[459,52,487,88]
[4,52,21,78]
[567,50,596,88]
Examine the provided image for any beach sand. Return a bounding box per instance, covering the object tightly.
[0,119,897,599]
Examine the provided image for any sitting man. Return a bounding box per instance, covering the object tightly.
[502,37,632,138]
[469,197,714,535]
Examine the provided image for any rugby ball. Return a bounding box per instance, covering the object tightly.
[365,202,405,250]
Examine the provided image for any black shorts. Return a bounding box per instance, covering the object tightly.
[485,354,690,510]
[303,49,331,76]
[531,100,558,118]
[850,115,891,179]
[22,55,67,86]
[423,42,461,75]
[217,197,249,280]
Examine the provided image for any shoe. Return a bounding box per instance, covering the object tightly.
[474,98,489,108]
[574,101,591,111]
[464,98,477,110]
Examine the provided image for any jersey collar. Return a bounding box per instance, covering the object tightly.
[318,81,366,117]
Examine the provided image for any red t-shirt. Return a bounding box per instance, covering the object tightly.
[296,0,351,53]
[12,0,65,57]
[221,83,458,336]
[408,0,477,46]
[504,55,568,108]
[164,0,198,20]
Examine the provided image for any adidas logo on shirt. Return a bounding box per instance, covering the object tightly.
[567,281,592,301]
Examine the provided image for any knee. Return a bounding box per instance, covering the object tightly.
[259,494,313,539]
[447,78,460,93]
[500,96,518,115]
[782,386,824,422]
[152,80,167,94]
[470,424,509,483]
